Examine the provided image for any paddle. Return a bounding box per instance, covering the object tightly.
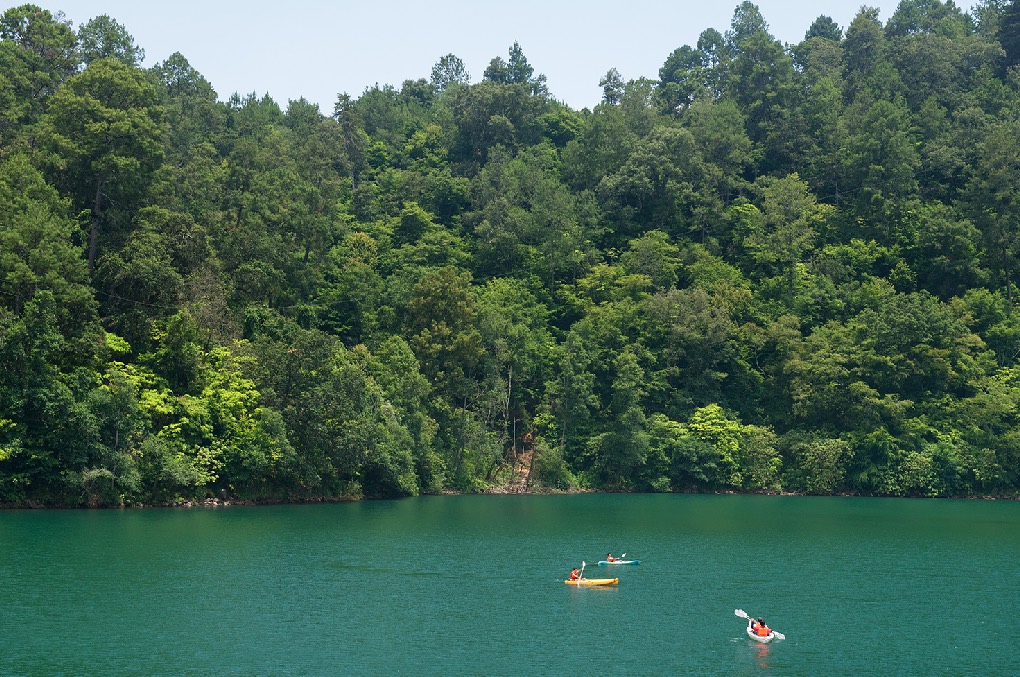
[734,608,786,640]
[577,560,586,585]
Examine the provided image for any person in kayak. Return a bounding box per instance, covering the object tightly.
[605,553,616,562]
[751,618,771,637]
[569,568,581,581]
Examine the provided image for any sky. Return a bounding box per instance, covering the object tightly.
[18,1,932,112]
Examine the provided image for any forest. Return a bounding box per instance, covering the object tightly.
[3,1,1020,506]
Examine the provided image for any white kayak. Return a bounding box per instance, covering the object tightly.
[747,621,775,643]
[597,559,639,566]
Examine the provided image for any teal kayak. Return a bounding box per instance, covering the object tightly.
[597,559,639,566]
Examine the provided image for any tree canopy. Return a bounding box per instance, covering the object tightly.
[2,2,1020,505]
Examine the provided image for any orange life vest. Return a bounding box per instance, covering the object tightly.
[755,623,771,637]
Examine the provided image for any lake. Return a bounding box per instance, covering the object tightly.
[1,494,1017,675]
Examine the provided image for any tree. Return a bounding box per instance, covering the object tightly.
[0,292,95,500]
[467,144,584,289]
[507,42,535,85]
[77,14,144,66]
[682,403,744,488]
[561,101,639,191]
[406,266,485,403]
[79,362,145,506]
[999,9,1020,65]
[483,42,547,95]
[403,267,490,485]
[645,286,746,417]
[620,230,681,290]
[697,27,729,96]
[0,154,96,328]
[38,58,165,271]
[684,98,753,223]
[843,7,897,103]
[149,53,222,146]
[805,15,843,41]
[599,68,624,105]
[475,278,555,456]
[795,72,846,203]
[282,102,350,269]
[964,120,1020,308]
[597,125,708,240]
[368,336,443,492]
[97,235,183,352]
[449,79,548,163]
[333,92,368,184]
[5,1,1020,501]
[589,347,650,487]
[482,56,509,83]
[658,45,708,113]
[885,1,1003,113]
[431,53,470,92]
[744,173,829,304]
[0,4,77,129]
[886,0,965,37]
[973,0,1009,39]
[148,53,226,221]
[722,2,796,169]
[786,286,992,439]
[794,17,845,85]
[841,97,919,236]
[904,202,986,299]
[781,432,851,493]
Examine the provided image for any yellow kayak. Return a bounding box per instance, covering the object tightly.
[564,578,618,586]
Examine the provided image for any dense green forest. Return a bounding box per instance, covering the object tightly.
[3,1,1020,506]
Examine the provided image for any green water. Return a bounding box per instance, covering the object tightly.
[1,494,1017,675]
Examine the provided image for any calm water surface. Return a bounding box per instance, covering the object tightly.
[1,494,1017,675]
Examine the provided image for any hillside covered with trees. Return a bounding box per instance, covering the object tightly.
[3,1,1020,506]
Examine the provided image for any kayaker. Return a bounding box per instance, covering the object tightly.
[569,568,581,581]
[752,618,771,637]
[606,553,616,562]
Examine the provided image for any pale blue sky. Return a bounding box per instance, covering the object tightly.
[24,1,928,111]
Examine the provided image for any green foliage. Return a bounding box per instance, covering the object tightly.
[431,53,470,92]
[0,4,77,133]
[0,154,96,330]
[684,404,744,487]
[77,15,144,67]
[3,4,1020,504]
[781,432,852,494]
[37,57,165,271]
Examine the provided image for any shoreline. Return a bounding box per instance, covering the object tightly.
[2,487,1016,510]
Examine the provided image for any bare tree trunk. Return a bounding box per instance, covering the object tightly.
[1004,242,1013,314]
[506,365,514,461]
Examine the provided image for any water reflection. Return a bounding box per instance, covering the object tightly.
[754,642,771,670]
